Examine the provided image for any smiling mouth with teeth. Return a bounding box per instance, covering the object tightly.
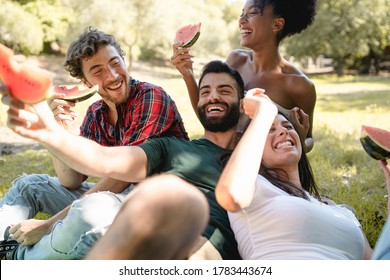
[207,106,225,113]
[240,29,252,36]
[107,80,123,91]
[275,141,293,149]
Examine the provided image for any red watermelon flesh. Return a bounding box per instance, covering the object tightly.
[54,84,98,103]
[175,23,201,48]
[0,43,53,104]
[360,125,390,160]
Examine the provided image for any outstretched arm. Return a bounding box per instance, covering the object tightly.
[170,42,199,114]
[216,89,277,212]
[4,95,148,183]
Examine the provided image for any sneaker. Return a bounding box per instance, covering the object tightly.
[0,239,18,260]
[0,226,18,260]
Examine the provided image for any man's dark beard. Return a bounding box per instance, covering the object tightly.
[197,101,240,132]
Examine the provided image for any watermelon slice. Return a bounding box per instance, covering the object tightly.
[360,125,390,160]
[0,43,53,104]
[174,23,201,48]
[54,84,98,103]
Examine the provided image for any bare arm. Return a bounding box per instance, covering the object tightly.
[291,79,316,153]
[48,94,86,188]
[379,160,390,215]
[216,89,277,212]
[170,43,199,114]
[5,97,149,183]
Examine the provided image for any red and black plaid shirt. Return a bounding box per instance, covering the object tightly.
[80,79,188,146]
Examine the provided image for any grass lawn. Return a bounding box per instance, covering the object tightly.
[0,61,389,250]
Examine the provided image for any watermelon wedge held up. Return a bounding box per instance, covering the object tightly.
[174,23,201,48]
[54,84,99,103]
[360,125,390,160]
[0,43,53,104]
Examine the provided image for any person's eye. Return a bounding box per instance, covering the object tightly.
[93,70,102,76]
[285,124,294,130]
[111,60,121,67]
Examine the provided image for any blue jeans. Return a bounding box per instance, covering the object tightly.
[372,219,390,260]
[0,174,93,239]
[0,174,131,259]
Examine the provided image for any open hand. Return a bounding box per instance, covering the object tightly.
[243,88,277,119]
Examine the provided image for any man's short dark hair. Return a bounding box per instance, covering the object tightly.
[198,60,245,99]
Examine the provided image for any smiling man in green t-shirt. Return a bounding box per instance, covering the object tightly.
[3,60,244,260]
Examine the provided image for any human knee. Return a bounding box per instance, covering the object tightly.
[2,174,51,203]
[119,174,209,258]
[126,174,208,224]
[10,174,50,191]
[70,192,123,228]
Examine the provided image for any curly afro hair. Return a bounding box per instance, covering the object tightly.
[254,0,317,41]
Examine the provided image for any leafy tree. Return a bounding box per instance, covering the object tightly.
[23,0,74,53]
[283,0,390,76]
[0,0,44,54]
[0,0,74,54]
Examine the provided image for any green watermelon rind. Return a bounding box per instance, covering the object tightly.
[181,32,200,48]
[62,91,96,102]
[59,85,98,103]
[360,134,390,160]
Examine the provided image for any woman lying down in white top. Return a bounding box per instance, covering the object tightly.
[215,88,372,260]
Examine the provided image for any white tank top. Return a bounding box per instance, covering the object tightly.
[228,175,365,259]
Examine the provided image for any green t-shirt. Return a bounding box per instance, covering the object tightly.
[139,137,240,260]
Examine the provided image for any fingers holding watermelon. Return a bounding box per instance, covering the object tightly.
[171,42,194,78]
[6,97,60,143]
[48,95,78,129]
[171,23,201,77]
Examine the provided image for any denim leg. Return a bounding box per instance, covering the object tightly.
[0,174,93,239]
[372,219,390,260]
[13,191,125,260]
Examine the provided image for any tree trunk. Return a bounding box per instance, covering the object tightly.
[334,57,345,76]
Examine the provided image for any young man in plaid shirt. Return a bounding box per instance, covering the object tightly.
[0,27,188,256]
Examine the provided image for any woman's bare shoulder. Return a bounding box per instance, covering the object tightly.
[226,49,252,68]
[282,60,315,90]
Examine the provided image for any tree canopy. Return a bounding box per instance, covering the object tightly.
[1,0,389,74]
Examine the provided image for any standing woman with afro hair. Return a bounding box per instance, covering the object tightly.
[171,0,317,152]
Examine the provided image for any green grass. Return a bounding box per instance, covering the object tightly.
[1,66,390,249]
[308,74,390,247]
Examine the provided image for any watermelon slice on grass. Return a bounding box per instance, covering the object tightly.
[360,125,390,160]
[54,84,99,103]
[174,23,201,48]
